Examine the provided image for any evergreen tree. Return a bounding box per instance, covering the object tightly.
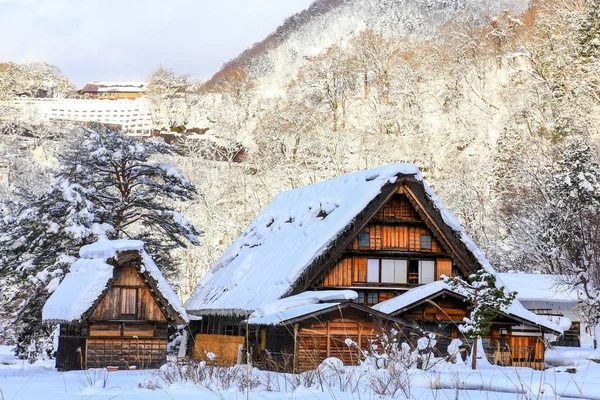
[0,125,201,360]
[444,270,516,369]
[578,0,600,60]
[545,139,600,325]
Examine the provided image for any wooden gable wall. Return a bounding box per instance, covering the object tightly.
[89,264,167,322]
[317,185,455,293]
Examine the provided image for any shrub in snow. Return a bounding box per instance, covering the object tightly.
[447,338,464,364]
[347,327,416,371]
[139,360,259,392]
[416,333,440,370]
[318,357,345,374]
[76,368,110,389]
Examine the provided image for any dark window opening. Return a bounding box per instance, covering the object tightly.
[224,325,237,336]
[408,260,419,284]
[421,235,432,250]
[358,232,370,247]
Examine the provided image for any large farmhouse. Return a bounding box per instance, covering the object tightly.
[185,164,565,371]
[43,239,189,371]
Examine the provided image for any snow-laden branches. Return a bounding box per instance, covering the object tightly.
[0,125,201,360]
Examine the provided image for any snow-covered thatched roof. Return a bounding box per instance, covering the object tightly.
[372,281,569,334]
[42,239,189,324]
[497,273,582,303]
[185,164,422,316]
[185,162,566,329]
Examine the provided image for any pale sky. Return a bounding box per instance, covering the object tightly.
[0,0,313,87]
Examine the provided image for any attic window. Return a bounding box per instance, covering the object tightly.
[121,288,137,315]
[421,235,432,250]
[358,232,370,247]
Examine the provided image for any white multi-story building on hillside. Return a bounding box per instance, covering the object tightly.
[10,98,152,134]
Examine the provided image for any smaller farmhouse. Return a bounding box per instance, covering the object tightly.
[43,239,188,371]
[372,281,567,369]
[499,273,593,348]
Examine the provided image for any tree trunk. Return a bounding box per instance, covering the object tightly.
[471,337,478,370]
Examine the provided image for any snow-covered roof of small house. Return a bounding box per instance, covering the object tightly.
[42,239,189,324]
[247,290,357,325]
[497,273,582,303]
[80,81,146,93]
[372,280,568,334]
[185,163,423,315]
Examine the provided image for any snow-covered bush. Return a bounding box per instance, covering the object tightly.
[416,333,440,370]
[138,360,259,392]
[76,368,110,389]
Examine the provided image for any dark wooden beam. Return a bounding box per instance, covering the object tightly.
[343,249,450,258]
[368,218,428,226]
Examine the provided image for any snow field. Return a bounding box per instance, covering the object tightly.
[2,345,600,399]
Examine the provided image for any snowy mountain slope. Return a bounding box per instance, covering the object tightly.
[209,0,530,90]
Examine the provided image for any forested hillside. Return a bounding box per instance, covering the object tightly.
[2,0,600,357]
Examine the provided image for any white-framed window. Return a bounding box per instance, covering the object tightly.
[381,259,407,283]
[419,260,435,284]
[367,259,380,282]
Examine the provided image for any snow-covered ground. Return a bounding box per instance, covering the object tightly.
[2,345,600,399]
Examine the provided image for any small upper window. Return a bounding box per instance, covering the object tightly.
[421,235,432,250]
[358,232,370,247]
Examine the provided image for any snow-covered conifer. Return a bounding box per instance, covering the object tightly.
[0,125,201,360]
[444,270,516,369]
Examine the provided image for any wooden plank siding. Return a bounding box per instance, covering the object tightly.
[193,334,245,365]
[322,256,453,287]
[375,192,420,220]
[89,265,167,322]
[86,338,167,369]
[349,225,442,252]
[297,319,379,371]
